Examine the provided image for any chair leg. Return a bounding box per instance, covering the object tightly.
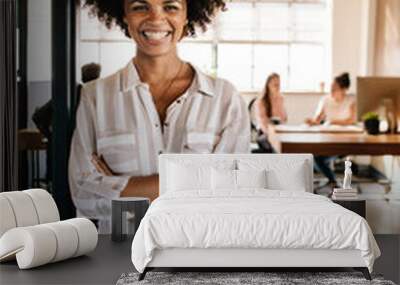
[138,268,147,281]
[354,267,371,280]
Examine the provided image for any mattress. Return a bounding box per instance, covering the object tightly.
[131,190,380,273]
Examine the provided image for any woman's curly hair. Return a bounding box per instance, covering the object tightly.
[84,0,226,38]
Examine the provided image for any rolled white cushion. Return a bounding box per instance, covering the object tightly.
[23,189,60,224]
[65,218,98,257]
[0,191,39,227]
[0,226,57,269]
[0,218,98,269]
[0,196,17,237]
[42,221,79,262]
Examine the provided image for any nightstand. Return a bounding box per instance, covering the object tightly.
[111,197,150,242]
[332,198,366,218]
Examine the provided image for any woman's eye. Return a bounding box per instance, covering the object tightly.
[164,5,179,11]
[129,5,148,12]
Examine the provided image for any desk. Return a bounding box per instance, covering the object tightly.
[0,235,398,284]
[18,129,47,151]
[18,129,48,187]
[268,126,400,155]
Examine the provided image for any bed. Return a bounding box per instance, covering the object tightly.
[131,154,380,281]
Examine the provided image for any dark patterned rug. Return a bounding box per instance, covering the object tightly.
[116,271,396,285]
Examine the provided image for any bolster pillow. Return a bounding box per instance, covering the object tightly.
[0,189,60,237]
[0,218,98,269]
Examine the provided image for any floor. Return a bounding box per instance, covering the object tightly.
[0,235,399,285]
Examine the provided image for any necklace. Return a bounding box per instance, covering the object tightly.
[160,60,184,99]
[134,58,184,99]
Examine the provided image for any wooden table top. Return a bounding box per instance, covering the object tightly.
[268,125,400,155]
[18,128,47,151]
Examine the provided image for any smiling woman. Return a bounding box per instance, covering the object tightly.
[84,0,226,38]
[69,0,250,233]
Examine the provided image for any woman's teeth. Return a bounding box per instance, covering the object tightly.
[142,31,171,40]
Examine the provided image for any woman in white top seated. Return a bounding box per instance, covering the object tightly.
[254,73,287,152]
[305,72,356,187]
[69,0,250,233]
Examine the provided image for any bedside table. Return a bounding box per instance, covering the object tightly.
[332,198,366,218]
[111,197,150,242]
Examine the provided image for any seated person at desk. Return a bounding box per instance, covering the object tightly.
[305,72,356,187]
[254,73,287,152]
[69,0,250,233]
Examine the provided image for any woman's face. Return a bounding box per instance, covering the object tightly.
[330,81,344,100]
[268,76,280,94]
[124,0,187,57]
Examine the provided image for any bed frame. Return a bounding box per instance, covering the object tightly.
[139,249,371,280]
[139,154,372,281]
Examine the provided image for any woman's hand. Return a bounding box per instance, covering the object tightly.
[91,153,114,176]
[121,175,159,201]
[305,118,316,125]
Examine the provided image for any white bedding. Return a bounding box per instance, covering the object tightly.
[131,190,380,273]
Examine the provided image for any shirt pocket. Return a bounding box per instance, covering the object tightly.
[97,134,139,174]
[183,131,221,154]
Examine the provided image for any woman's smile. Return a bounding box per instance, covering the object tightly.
[140,29,173,44]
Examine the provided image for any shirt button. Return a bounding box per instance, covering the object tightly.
[155,123,159,128]
[164,122,169,127]
[158,150,163,155]
[176,99,181,104]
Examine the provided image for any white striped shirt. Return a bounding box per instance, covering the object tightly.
[68,60,250,232]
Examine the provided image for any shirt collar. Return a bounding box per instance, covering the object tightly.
[120,60,142,92]
[191,65,214,97]
[120,59,215,97]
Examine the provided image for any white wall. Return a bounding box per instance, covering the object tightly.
[370,0,400,195]
[27,0,52,82]
[27,0,52,128]
[331,0,376,93]
[374,0,400,75]
[26,0,52,180]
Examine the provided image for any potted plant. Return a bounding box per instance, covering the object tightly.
[362,112,380,135]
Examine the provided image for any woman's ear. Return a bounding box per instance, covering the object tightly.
[179,20,189,40]
[123,17,133,38]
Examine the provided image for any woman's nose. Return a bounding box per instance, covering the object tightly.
[148,6,165,22]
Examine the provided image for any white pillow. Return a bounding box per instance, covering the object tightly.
[165,159,236,193]
[236,169,267,189]
[237,159,308,191]
[167,162,211,191]
[211,169,268,191]
[211,168,236,190]
[266,166,307,192]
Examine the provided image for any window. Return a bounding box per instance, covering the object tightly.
[78,4,136,78]
[179,0,331,92]
[79,0,330,92]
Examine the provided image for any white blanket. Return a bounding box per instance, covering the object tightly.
[131,190,380,273]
